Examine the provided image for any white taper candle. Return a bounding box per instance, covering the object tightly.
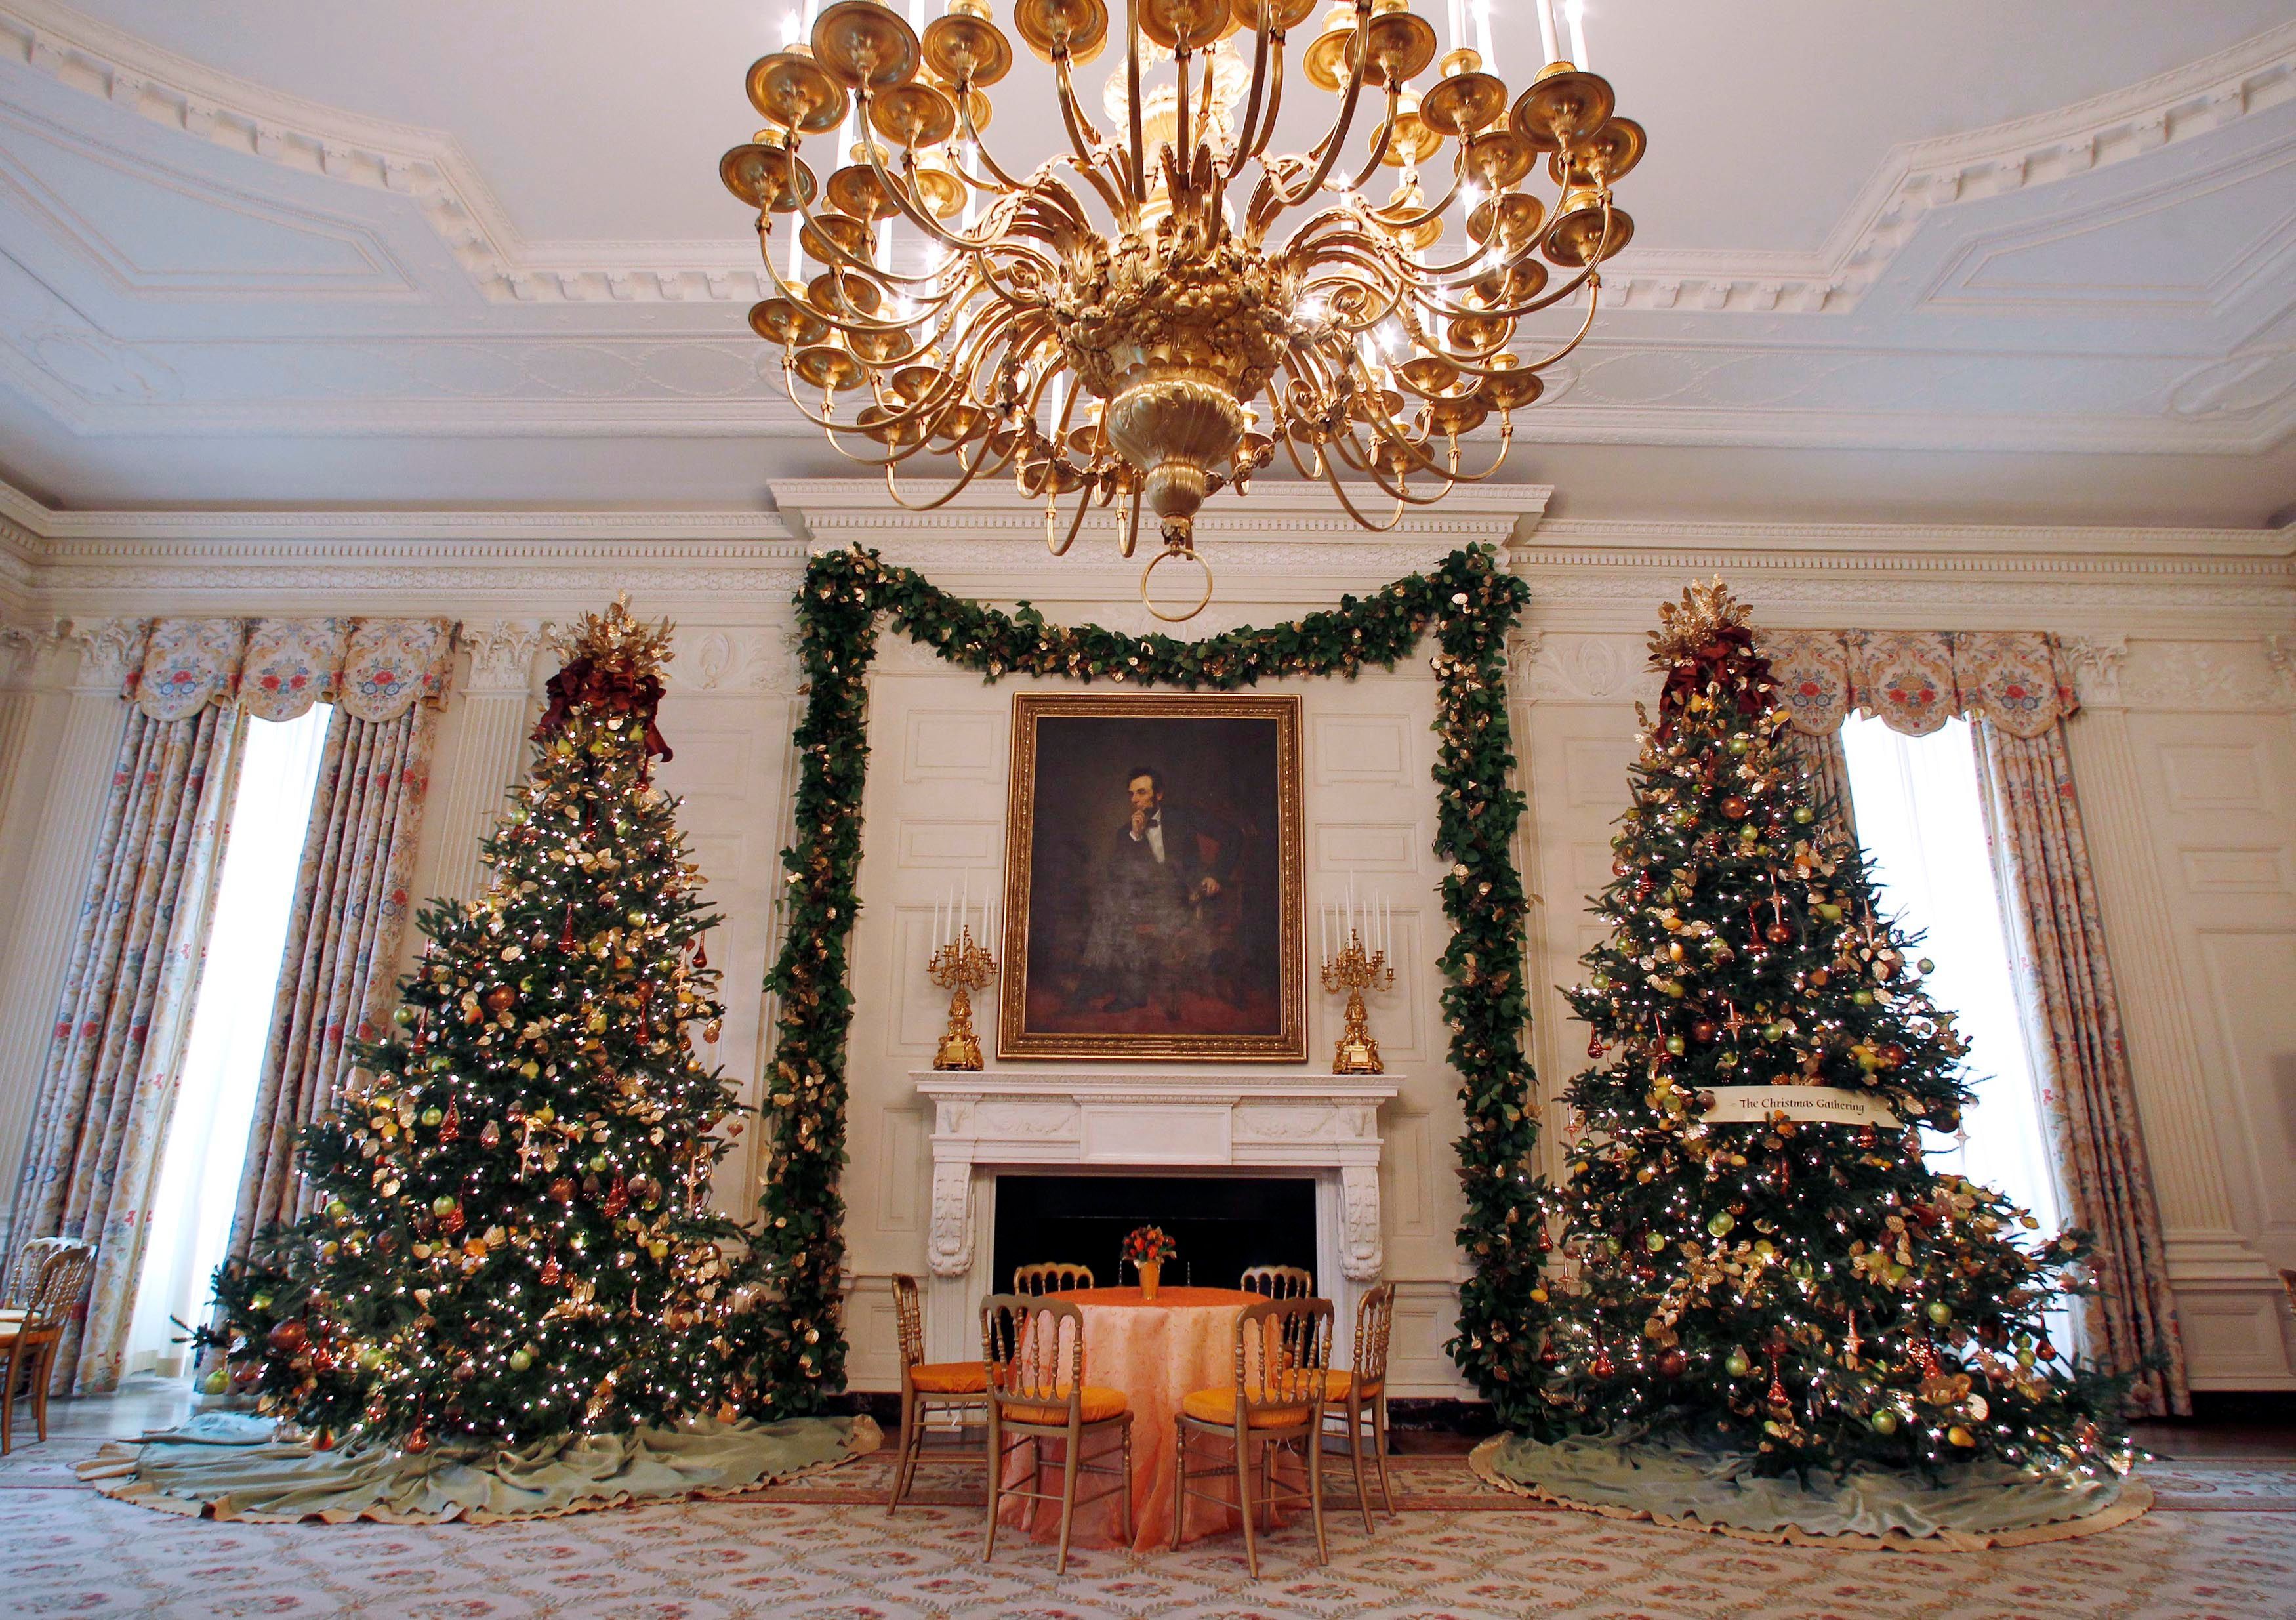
[1565,0,1588,71]
[1536,0,1559,65]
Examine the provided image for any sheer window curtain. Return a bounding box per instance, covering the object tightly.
[225,631,449,1258]
[1839,716,2064,1232]
[126,705,331,1376]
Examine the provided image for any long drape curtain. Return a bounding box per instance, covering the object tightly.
[1758,627,2190,1415]
[1976,720,2189,1415]
[226,693,441,1252]
[5,695,243,1394]
[4,617,451,1396]
[1780,727,1858,847]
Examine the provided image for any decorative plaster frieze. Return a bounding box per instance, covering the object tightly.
[666,625,800,696]
[2121,638,2296,711]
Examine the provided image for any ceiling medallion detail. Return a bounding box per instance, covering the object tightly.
[722,0,1639,617]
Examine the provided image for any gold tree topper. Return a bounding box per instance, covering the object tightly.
[565,594,675,681]
[1647,578,1752,668]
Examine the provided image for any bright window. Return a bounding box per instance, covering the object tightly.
[1837,715,2066,1241]
[127,704,332,1377]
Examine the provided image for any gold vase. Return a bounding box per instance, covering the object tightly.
[1137,1260,1161,1301]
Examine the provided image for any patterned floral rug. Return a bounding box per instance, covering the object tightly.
[7,1436,2293,1617]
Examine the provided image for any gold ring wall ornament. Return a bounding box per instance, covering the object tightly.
[722,0,1641,617]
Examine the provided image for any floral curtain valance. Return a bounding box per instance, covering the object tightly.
[127,619,455,722]
[1760,630,2076,739]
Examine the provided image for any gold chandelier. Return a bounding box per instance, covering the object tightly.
[722,0,1639,618]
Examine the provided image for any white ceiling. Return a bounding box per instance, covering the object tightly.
[0,0,2290,527]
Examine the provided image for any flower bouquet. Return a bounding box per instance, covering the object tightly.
[1122,1226,1179,1300]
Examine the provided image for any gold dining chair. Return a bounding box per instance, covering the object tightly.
[886,1274,989,1514]
[1322,1281,1396,1529]
[1174,1295,1334,1576]
[0,1236,72,1335]
[1011,1262,1094,1296]
[1239,1264,1313,1300]
[981,1293,1133,1574]
[1,1241,96,1455]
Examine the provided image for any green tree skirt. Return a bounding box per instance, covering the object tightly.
[1471,1432,2144,1547]
[79,1411,876,1524]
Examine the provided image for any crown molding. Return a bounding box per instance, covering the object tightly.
[1508,516,2296,627]
[1601,20,2296,315]
[0,478,2285,628]
[5,0,2289,317]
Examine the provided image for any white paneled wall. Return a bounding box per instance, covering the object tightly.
[0,491,2287,1394]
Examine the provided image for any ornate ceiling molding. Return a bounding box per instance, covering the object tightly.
[1508,517,2296,623]
[5,1,2289,317]
[1608,21,2296,314]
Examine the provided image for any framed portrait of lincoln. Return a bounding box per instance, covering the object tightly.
[998,692,1305,1061]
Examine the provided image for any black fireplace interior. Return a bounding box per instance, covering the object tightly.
[992,1174,1317,1295]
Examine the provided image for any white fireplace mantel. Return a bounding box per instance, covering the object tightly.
[914,1070,1400,1325]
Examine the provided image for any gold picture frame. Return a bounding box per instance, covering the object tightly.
[998,692,1305,1061]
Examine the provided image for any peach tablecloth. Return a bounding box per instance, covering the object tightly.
[1002,1286,1255,1553]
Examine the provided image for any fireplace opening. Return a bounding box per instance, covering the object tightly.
[991,1174,1318,1295]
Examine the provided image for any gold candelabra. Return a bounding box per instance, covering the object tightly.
[1320,925,1393,1075]
[929,923,998,1070]
[720,0,1641,619]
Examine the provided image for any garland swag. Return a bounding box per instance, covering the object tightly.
[758,543,1548,1421]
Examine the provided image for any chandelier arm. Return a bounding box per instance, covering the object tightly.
[1246,20,1288,167]
[780,169,1029,325]
[1175,45,1193,183]
[1370,171,1467,236]
[954,92,1061,207]
[877,425,1027,511]
[1261,0,1376,213]
[1462,271,1604,371]
[1424,257,1599,318]
[1314,449,1412,531]
[1052,54,1134,220]
[1336,83,1406,197]
[1225,4,1275,180]
[1117,476,1143,558]
[852,121,1035,275]
[1326,418,1458,507]
[1125,0,1147,203]
[1044,477,1096,556]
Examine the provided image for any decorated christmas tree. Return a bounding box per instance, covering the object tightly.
[203,602,768,1449]
[1540,581,2129,1476]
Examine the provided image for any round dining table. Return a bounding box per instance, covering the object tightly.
[1000,1285,1260,1554]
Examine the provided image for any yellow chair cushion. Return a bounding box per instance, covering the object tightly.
[1324,1369,1385,1402]
[998,1385,1127,1425]
[909,1361,987,1395]
[1181,1385,1317,1428]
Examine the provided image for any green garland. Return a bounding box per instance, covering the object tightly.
[757,543,1545,1420]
